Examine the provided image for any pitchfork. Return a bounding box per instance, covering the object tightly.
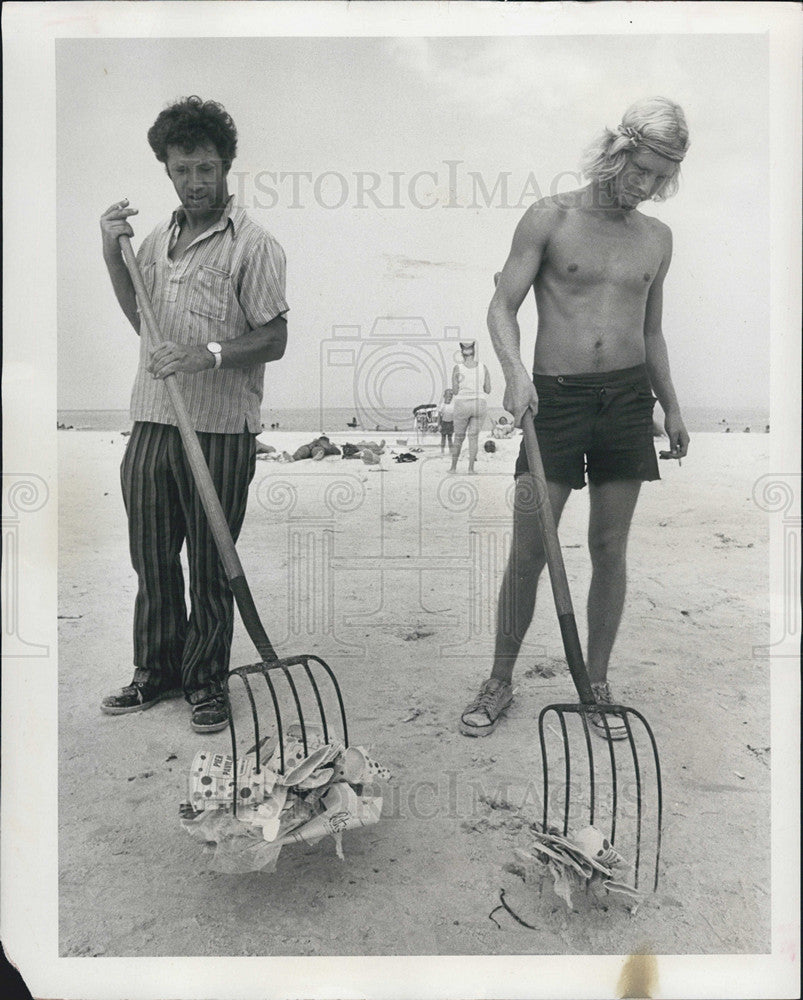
[521,411,663,891]
[119,236,349,815]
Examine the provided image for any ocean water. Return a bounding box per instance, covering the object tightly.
[57,405,771,434]
[58,410,135,432]
[56,407,429,433]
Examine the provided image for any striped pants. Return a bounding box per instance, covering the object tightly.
[121,421,256,704]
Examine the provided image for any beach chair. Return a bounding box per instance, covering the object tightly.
[412,403,440,445]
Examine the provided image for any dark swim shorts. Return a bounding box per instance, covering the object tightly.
[514,364,660,489]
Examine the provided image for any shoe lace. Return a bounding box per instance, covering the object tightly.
[589,684,628,731]
[591,681,613,704]
[196,694,225,711]
[476,681,505,711]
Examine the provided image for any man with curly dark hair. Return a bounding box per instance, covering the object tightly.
[146,95,238,171]
[99,97,289,734]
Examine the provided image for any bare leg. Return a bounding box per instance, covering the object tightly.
[586,479,642,685]
[467,433,480,473]
[449,433,465,472]
[490,477,572,684]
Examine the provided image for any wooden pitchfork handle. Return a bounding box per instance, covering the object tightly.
[521,409,596,705]
[118,235,278,664]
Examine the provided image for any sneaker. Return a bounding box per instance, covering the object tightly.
[588,681,629,741]
[459,678,513,737]
[101,679,181,716]
[190,694,230,734]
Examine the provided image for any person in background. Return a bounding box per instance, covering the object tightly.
[286,435,342,461]
[492,414,516,439]
[438,388,455,455]
[449,341,491,474]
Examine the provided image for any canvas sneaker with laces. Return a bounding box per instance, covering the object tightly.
[101,678,181,715]
[459,677,513,737]
[190,694,230,734]
[588,681,629,741]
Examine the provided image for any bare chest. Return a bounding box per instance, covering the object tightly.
[168,227,198,261]
[543,216,664,294]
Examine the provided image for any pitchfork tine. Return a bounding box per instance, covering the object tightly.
[630,707,664,891]
[309,655,350,748]
[226,683,240,818]
[620,712,643,888]
[578,710,596,827]
[280,666,308,756]
[239,673,261,773]
[301,659,330,744]
[260,670,285,771]
[538,706,551,831]
[605,716,619,846]
[558,711,572,835]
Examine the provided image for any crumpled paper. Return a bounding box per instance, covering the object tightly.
[514,824,640,909]
[179,727,389,873]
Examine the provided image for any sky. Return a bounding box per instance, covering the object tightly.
[56,33,770,414]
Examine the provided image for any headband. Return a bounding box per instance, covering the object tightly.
[617,124,686,163]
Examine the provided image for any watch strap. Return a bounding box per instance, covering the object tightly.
[206,342,222,370]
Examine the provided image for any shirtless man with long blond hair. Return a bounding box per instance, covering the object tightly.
[461,97,690,739]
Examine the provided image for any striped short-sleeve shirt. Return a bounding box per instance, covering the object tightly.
[130,196,288,433]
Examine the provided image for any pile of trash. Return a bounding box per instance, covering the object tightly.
[179,724,390,874]
[514,824,640,909]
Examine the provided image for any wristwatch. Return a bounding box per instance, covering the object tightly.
[206,341,223,370]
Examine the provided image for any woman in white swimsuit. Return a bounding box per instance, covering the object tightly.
[449,340,491,474]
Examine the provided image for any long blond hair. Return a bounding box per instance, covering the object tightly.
[581,97,690,201]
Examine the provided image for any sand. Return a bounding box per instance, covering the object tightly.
[58,428,772,957]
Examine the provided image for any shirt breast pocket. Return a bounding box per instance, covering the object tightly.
[188,265,230,321]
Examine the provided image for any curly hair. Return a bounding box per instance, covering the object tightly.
[581,97,690,202]
[147,96,238,170]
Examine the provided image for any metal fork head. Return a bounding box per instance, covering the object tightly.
[537,702,663,892]
[224,654,349,816]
